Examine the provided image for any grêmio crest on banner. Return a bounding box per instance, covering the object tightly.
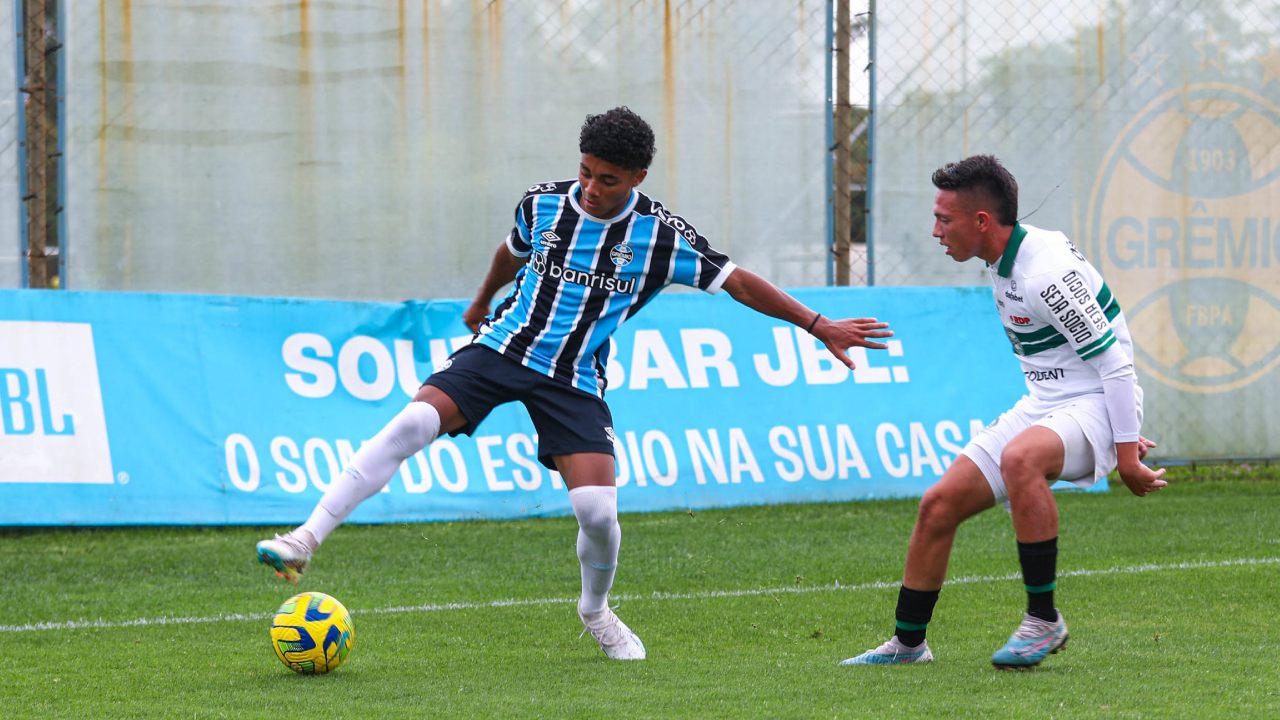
[1085,30,1280,394]
[1089,31,1280,396]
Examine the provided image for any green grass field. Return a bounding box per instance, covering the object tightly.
[3,465,1278,718]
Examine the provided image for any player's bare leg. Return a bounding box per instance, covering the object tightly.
[558,452,645,661]
[902,455,998,590]
[843,456,994,665]
[999,426,1063,543]
[992,426,1069,668]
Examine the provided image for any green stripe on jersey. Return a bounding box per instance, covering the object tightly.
[1098,282,1122,320]
[1078,330,1117,360]
[1012,324,1063,343]
[1017,333,1069,356]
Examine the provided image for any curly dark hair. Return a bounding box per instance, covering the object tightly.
[579,107,656,171]
[931,155,1019,226]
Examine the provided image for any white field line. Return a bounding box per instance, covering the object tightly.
[4,556,1276,634]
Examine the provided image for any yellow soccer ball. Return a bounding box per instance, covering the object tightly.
[269,592,355,674]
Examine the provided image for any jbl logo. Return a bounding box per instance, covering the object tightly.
[1,368,76,435]
[0,322,113,483]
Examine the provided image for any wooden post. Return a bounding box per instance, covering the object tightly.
[22,0,59,289]
[833,0,853,285]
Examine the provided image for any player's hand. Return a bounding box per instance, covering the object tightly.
[462,301,489,333]
[1117,460,1167,497]
[1137,435,1157,461]
[813,317,893,370]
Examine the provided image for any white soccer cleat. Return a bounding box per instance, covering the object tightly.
[579,607,647,660]
[256,532,313,585]
[840,636,935,665]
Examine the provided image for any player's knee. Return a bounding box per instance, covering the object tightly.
[1000,443,1047,486]
[917,486,963,533]
[381,402,442,459]
[570,486,619,537]
[574,502,618,537]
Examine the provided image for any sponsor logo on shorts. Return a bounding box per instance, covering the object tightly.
[1011,315,1033,326]
[0,322,114,483]
[603,426,618,444]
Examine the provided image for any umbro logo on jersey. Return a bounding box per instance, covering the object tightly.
[541,231,561,248]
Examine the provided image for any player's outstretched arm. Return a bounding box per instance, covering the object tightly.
[721,267,892,370]
[464,242,526,332]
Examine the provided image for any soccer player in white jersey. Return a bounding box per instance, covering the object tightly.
[256,107,894,661]
[841,154,1167,669]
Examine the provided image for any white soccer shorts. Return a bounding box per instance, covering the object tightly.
[962,393,1120,504]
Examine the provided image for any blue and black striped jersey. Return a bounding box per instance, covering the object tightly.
[472,179,736,396]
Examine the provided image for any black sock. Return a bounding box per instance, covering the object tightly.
[894,586,940,647]
[1018,537,1058,622]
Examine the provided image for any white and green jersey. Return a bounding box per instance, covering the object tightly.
[986,224,1141,441]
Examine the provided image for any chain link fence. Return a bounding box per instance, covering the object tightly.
[0,5,14,287]
[50,0,831,300]
[870,0,1280,460]
[9,0,1270,460]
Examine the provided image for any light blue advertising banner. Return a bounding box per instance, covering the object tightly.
[0,287,1030,526]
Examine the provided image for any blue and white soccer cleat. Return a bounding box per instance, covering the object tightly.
[579,607,647,660]
[256,533,313,585]
[991,612,1068,669]
[840,637,934,665]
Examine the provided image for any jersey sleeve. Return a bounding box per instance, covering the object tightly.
[657,204,736,293]
[506,195,534,257]
[1025,268,1120,362]
[1086,342,1142,443]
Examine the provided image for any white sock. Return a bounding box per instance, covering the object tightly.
[570,485,620,615]
[299,402,441,546]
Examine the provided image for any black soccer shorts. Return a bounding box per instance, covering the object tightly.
[422,344,615,470]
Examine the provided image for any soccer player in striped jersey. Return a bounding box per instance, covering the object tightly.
[257,107,894,661]
[842,154,1166,669]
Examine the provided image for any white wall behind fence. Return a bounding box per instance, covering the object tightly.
[62,1,829,301]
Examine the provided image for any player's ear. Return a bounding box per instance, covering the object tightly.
[631,168,648,187]
[974,209,990,231]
